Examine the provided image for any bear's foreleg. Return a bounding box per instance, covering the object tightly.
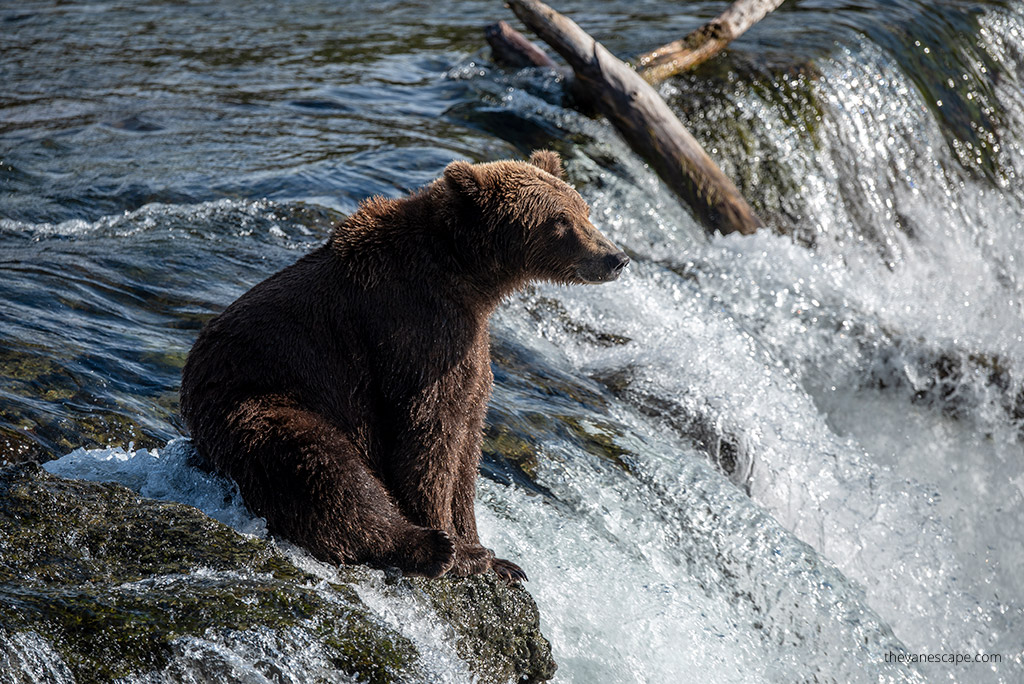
[447,434,527,582]
[451,431,484,545]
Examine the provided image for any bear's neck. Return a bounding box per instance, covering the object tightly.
[328,186,526,312]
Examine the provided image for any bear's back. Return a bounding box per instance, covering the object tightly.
[180,246,367,430]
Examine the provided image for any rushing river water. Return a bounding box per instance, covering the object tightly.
[3,0,1024,681]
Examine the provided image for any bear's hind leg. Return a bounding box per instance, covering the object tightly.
[223,396,455,578]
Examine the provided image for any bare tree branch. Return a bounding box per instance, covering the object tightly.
[636,0,786,84]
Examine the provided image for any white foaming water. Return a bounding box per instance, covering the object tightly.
[472,442,914,683]
[0,631,75,684]
[512,7,1023,681]
[45,434,915,683]
[501,259,982,678]
[0,198,323,260]
[44,440,266,537]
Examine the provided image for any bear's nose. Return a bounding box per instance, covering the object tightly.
[605,252,630,277]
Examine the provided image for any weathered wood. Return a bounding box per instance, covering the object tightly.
[507,0,763,236]
[637,0,786,84]
[485,21,559,69]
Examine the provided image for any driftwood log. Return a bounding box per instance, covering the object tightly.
[505,0,763,236]
[637,0,787,84]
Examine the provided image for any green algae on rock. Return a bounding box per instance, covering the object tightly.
[0,462,556,683]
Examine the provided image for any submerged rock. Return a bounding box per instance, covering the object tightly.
[0,462,556,683]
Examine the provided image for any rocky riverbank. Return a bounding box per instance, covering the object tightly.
[0,462,556,683]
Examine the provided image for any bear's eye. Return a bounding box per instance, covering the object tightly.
[553,216,571,236]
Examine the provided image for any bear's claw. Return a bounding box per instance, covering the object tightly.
[491,557,527,583]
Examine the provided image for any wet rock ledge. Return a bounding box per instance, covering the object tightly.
[0,462,556,683]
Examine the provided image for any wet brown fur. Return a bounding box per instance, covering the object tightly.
[180,151,625,580]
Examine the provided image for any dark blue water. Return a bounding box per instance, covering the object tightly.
[1,0,1011,461]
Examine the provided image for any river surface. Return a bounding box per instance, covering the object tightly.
[3,0,1024,681]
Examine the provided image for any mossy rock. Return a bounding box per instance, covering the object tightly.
[417,574,557,684]
[0,463,556,683]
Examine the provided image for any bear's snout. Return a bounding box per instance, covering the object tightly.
[585,250,628,282]
[576,243,630,283]
[567,220,630,283]
[606,251,630,278]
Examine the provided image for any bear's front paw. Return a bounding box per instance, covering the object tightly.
[449,543,494,577]
[404,528,456,579]
[491,557,527,584]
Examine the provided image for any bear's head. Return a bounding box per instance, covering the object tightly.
[442,150,628,287]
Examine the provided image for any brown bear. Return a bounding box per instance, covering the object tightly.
[180,150,628,581]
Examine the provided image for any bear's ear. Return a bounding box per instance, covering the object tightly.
[528,149,564,179]
[444,160,481,198]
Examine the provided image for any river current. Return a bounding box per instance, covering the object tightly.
[2,1,1023,681]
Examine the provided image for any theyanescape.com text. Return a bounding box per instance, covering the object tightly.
[885,651,1003,665]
